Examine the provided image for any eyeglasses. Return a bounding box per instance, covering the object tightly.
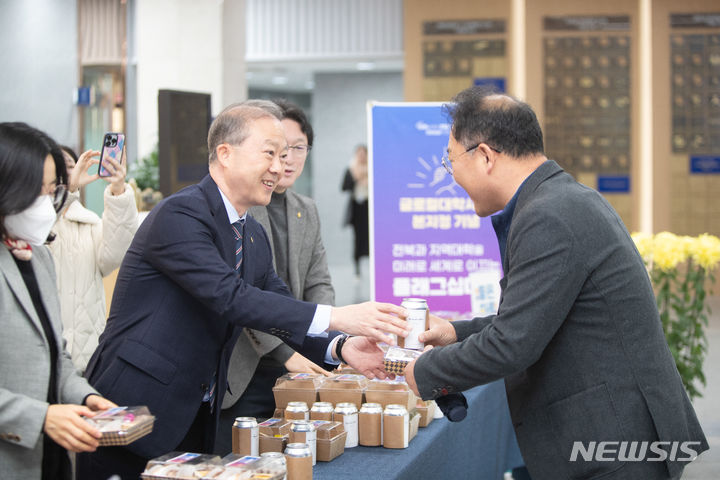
[288,144,311,156]
[441,143,478,175]
[51,184,68,213]
[441,143,502,175]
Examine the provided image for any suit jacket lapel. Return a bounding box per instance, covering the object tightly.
[500,161,562,306]
[199,175,236,270]
[504,160,564,266]
[285,192,306,297]
[0,247,47,339]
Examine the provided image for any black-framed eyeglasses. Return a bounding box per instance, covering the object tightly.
[441,143,502,175]
[288,144,311,156]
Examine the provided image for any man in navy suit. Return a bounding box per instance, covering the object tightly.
[77,103,408,479]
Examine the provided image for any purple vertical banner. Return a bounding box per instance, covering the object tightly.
[368,102,502,319]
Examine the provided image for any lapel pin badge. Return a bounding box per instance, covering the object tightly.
[297,211,302,218]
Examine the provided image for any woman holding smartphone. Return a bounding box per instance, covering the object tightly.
[0,122,116,480]
[50,143,138,373]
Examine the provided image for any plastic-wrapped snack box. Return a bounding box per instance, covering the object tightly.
[383,347,422,375]
[365,378,417,411]
[318,374,368,408]
[141,452,222,479]
[85,406,155,446]
[200,454,285,480]
[272,373,324,409]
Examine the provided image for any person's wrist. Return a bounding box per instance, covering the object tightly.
[109,183,125,196]
[335,334,351,364]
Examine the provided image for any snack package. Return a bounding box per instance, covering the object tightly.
[365,378,416,411]
[383,346,423,375]
[141,452,222,479]
[318,374,368,408]
[206,454,285,479]
[272,373,324,409]
[201,455,261,479]
[85,406,155,446]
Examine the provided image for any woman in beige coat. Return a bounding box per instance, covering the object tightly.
[48,146,138,372]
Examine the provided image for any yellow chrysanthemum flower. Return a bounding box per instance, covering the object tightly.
[691,233,720,271]
[631,232,653,260]
[653,231,690,271]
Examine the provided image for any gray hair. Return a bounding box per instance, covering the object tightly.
[207,100,282,163]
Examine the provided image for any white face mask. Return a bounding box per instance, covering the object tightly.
[4,195,57,245]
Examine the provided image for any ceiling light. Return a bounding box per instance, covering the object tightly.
[356,62,375,71]
[271,76,288,85]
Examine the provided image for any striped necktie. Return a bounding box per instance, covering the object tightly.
[232,219,245,271]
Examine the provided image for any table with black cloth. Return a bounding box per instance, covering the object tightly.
[313,379,525,480]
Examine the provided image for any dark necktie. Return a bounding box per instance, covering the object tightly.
[232,219,245,272]
[203,218,245,411]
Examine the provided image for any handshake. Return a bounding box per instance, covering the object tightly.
[327,304,465,420]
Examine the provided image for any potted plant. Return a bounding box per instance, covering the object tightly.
[129,146,163,212]
[632,232,720,399]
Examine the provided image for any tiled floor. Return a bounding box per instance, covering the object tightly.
[329,261,719,477]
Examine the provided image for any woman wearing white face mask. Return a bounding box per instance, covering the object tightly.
[0,122,116,480]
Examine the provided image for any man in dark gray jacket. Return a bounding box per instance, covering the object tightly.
[404,86,708,479]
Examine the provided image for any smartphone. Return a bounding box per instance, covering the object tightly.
[99,132,125,177]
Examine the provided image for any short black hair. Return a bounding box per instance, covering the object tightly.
[0,122,66,239]
[272,98,314,147]
[444,86,544,158]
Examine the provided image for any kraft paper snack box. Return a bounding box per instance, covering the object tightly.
[258,418,291,437]
[414,399,437,427]
[318,373,368,408]
[85,405,155,446]
[258,434,288,454]
[365,378,417,412]
[272,373,323,409]
[310,420,347,462]
[257,418,291,455]
[409,411,421,441]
